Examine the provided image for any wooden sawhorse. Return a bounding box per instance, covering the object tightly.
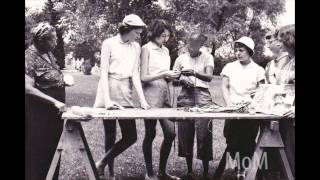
[46,120,100,180]
[213,120,294,180]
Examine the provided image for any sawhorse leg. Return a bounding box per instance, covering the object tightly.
[46,120,100,180]
[245,121,294,180]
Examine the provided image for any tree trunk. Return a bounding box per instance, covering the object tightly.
[53,28,66,69]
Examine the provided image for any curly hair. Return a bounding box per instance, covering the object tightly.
[275,24,295,50]
[147,19,172,42]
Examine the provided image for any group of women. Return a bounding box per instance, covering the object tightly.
[25,14,295,180]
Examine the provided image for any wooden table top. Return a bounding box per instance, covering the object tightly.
[62,108,282,121]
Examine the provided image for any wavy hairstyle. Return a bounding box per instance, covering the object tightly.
[147,19,172,42]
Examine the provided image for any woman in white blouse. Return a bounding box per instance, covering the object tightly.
[140,19,181,180]
[94,14,150,179]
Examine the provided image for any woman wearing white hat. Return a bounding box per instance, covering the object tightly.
[216,36,265,179]
[94,14,150,179]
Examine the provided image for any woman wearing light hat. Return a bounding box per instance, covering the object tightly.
[94,14,150,179]
[217,36,265,179]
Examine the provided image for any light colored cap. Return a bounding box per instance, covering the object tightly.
[122,14,146,27]
[234,36,255,53]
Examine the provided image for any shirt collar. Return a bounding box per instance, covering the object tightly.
[117,34,131,44]
[237,59,255,68]
[275,52,289,62]
[149,41,163,50]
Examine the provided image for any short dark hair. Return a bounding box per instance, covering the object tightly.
[147,19,172,42]
[234,42,254,57]
[188,32,207,46]
[118,24,143,35]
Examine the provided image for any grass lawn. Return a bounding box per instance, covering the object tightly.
[59,71,227,180]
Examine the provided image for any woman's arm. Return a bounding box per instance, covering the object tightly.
[132,46,150,109]
[25,74,66,111]
[180,66,213,82]
[99,41,122,108]
[221,75,232,106]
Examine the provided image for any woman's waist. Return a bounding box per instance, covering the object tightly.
[143,79,168,89]
[181,86,210,92]
[108,73,132,81]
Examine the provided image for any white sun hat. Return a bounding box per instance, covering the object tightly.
[234,36,255,53]
[122,14,146,27]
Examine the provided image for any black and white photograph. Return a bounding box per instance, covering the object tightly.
[25,0,295,179]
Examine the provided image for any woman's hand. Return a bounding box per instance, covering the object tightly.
[165,70,181,79]
[54,101,67,112]
[283,107,295,118]
[140,100,151,110]
[105,101,124,110]
[63,74,74,86]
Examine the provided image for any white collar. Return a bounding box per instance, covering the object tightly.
[275,52,289,62]
[237,59,255,68]
[117,34,131,44]
[149,41,164,50]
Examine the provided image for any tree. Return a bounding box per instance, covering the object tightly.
[43,0,66,69]
[59,0,180,67]
[170,0,285,73]
[57,0,109,62]
[25,0,67,69]
[41,0,285,73]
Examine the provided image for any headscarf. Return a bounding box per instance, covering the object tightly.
[31,22,55,41]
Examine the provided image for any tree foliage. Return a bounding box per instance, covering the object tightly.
[171,0,285,72]
[26,0,286,71]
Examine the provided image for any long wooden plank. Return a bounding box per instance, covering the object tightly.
[62,108,281,120]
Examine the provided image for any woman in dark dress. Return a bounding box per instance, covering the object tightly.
[25,22,67,180]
